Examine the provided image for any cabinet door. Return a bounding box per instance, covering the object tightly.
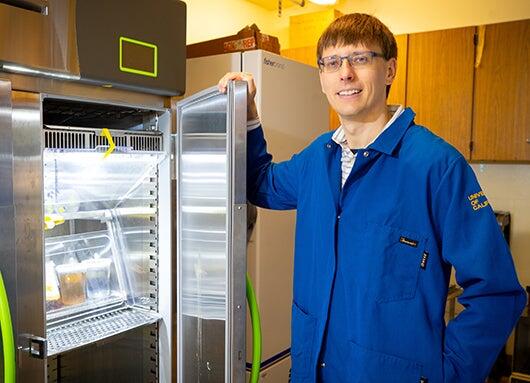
[471,19,530,161]
[281,45,318,68]
[406,27,475,159]
[387,34,408,106]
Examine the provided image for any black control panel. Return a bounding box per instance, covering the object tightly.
[76,0,186,96]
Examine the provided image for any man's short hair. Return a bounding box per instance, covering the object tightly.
[317,13,397,62]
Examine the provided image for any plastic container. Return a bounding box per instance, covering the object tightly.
[45,261,62,310]
[82,258,113,299]
[55,263,87,306]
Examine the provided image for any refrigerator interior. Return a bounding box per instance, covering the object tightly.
[37,97,170,381]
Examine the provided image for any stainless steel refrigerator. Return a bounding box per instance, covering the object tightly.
[0,1,248,382]
[184,50,329,381]
[0,75,248,383]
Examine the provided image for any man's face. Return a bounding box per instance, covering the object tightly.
[319,43,396,123]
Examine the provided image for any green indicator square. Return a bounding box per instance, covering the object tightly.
[119,36,158,78]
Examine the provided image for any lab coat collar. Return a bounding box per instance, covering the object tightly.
[367,107,416,156]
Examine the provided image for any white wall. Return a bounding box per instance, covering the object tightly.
[182,0,276,45]
[272,0,530,48]
[184,0,530,49]
[471,164,530,289]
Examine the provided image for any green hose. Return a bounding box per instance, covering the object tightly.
[246,273,261,383]
[0,271,15,383]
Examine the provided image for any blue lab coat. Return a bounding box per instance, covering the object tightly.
[247,107,526,383]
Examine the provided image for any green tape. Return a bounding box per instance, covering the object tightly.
[247,273,261,383]
[0,271,15,383]
[119,36,158,78]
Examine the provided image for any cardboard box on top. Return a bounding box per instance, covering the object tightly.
[187,24,280,58]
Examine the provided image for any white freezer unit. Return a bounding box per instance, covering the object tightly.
[185,50,329,378]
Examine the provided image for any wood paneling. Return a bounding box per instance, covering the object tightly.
[387,34,408,106]
[471,19,530,161]
[406,27,475,159]
[289,9,343,49]
[281,45,318,68]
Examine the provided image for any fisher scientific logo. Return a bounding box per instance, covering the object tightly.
[263,57,285,70]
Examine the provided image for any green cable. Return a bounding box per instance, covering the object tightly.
[246,273,262,383]
[0,271,15,383]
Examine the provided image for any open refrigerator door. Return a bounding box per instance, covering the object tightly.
[176,81,247,382]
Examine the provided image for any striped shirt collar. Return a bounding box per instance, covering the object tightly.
[331,105,405,151]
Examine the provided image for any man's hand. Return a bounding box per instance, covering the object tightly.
[218,72,259,121]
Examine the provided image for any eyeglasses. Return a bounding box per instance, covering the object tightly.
[317,51,384,73]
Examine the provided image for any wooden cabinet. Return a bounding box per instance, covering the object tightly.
[387,34,408,106]
[471,19,530,161]
[281,45,318,68]
[405,21,530,162]
[406,27,475,159]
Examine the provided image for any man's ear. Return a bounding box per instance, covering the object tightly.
[385,57,397,85]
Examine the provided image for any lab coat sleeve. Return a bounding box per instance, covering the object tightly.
[432,156,526,382]
[247,126,303,210]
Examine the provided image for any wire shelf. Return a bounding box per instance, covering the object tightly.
[47,307,161,356]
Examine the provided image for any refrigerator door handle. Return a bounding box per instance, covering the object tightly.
[170,133,177,180]
[18,333,47,359]
[227,80,247,382]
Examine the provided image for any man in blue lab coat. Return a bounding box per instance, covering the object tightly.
[219,13,525,383]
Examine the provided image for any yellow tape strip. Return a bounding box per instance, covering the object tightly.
[101,128,115,159]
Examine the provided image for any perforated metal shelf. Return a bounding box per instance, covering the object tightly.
[47,307,161,356]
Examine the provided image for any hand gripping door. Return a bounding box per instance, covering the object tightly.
[176,81,247,382]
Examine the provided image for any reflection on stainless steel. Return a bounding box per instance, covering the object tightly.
[11,90,46,381]
[4,72,165,112]
[0,79,15,291]
[178,87,229,383]
[0,0,79,76]
[0,80,18,377]
[1,63,80,80]
[177,82,246,383]
[179,96,228,321]
[227,80,247,383]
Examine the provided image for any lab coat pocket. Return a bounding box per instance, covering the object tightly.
[290,301,317,378]
[375,225,425,303]
[349,340,423,383]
